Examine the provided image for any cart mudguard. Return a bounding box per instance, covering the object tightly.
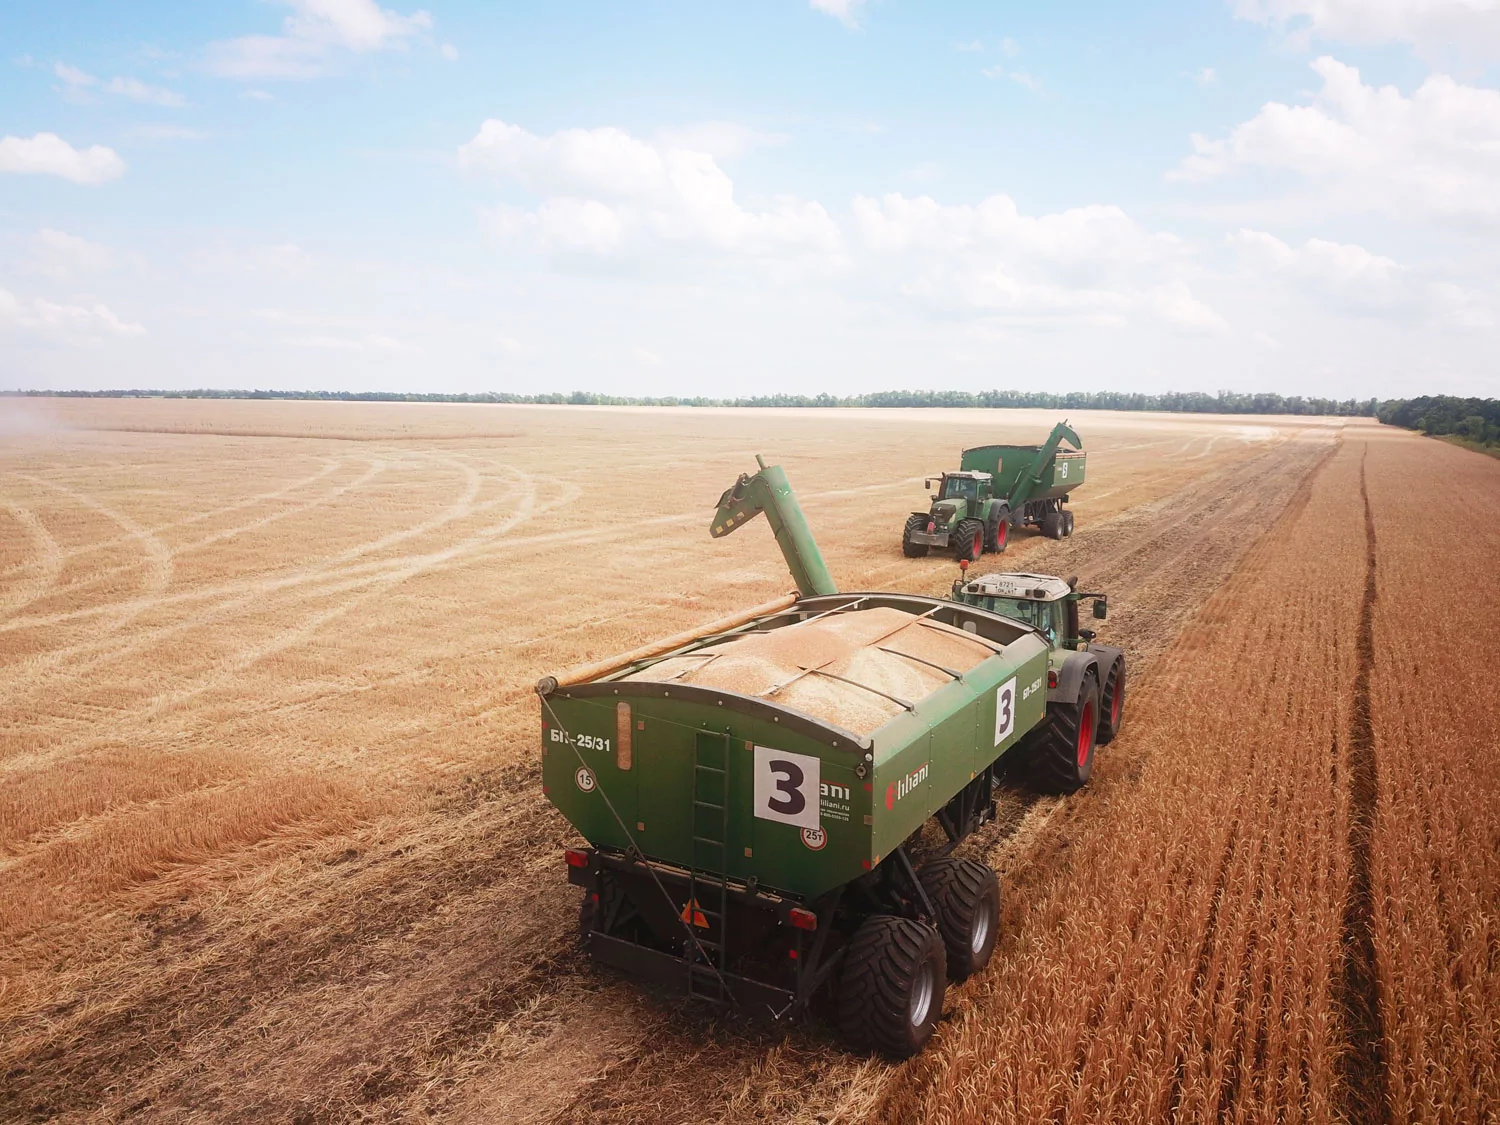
[1047,651,1100,706]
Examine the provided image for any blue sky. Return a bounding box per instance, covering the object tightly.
[2,0,1498,399]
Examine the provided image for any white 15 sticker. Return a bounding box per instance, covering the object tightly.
[994,676,1017,746]
[752,746,821,830]
[1060,462,1069,479]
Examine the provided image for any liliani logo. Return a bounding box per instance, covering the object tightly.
[884,762,929,810]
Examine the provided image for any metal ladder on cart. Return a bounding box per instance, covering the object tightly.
[687,731,732,1002]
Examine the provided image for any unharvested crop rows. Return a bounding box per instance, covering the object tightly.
[856,439,1365,1123]
[1364,438,1500,1123]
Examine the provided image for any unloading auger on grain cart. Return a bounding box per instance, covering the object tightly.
[536,456,1126,1058]
[903,421,1086,561]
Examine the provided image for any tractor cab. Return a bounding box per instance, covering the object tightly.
[929,470,992,504]
[951,570,1108,652]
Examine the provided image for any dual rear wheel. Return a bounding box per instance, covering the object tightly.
[1041,509,1075,540]
[838,857,1001,1058]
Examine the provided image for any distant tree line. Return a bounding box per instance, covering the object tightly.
[2,386,1382,416]
[1376,396,1500,450]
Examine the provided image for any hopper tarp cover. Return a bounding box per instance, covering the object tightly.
[622,606,994,736]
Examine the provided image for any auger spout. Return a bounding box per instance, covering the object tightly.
[711,455,838,597]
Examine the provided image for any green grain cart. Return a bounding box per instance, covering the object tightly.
[537,456,1125,1057]
[903,421,1086,561]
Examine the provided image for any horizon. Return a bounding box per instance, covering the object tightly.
[3,2,1500,401]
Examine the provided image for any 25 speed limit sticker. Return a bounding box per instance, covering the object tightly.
[574,766,596,793]
[800,826,827,851]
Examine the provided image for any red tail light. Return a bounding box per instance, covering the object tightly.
[1047,670,1058,689]
[788,907,817,931]
[564,848,589,868]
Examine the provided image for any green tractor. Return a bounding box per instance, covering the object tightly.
[537,456,1125,1057]
[950,564,1125,789]
[903,421,1086,561]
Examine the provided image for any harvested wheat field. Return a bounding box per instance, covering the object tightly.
[1,398,1496,1123]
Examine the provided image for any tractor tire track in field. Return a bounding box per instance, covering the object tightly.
[0,436,1333,1124]
[0,507,62,618]
[0,454,346,586]
[1337,447,1386,1124]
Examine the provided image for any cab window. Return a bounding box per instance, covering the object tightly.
[983,596,1059,643]
[941,477,979,502]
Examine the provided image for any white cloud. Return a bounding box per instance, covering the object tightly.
[53,63,186,106]
[206,0,434,80]
[954,40,984,53]
[33,229,112,278]
[1146,280,1231,331]
[286,332,402,351]
[1010,71,1043,92]
[459,119,840,259]
[655,121,787,161]
[106,76,186,106]
[632,345,663,366]
[1225,227,1493,324]
[0,133,125,184]
[128,124,212,141]
[810,0,867,29]
[1195,66,1217,85]
[440,43,459,60]
[54,61,97,96]
[1231,229,1399,286]
[1234,0,1500,60]
[0,287,144,336]
[1169,57,1500,222]
[982,65,1006,79]
[1000,37,1021,57]
[241,89,275,101]
[851,192,1218,330]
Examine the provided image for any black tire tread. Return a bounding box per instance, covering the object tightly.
[1025,672,1099,793]
[902,514,930,558]
[953,518,985,561]
[837,915,946,1058]
[918,857,1000,980]
[1098,658,1125,745]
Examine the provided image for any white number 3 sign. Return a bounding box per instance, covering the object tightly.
[753,746,821,829]
[994,676,1017,746]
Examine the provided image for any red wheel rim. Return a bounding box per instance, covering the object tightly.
[1111,672,1123,725]
[1077,700,1095,769]
[973,530,982,557]
[997,522,1008,548]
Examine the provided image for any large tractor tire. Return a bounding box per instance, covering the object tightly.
[902,514,930,558]
[954,518,985,562]
[1098,658,1126,746]
[1025,668,1100,793]
[985,517,1010,555]
[837,915,947,1058]
[1041,511,1065,540]
[1062,511,1075,537]
[918,858,1000,981]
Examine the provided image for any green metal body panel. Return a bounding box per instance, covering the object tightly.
[959,446,1086,507]
[540,594,1050,901]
